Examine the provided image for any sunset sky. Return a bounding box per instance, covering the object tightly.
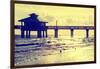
[15,3,94,26]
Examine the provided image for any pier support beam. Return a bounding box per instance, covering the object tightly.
[28,31,31,38]
[21,22,25,38]
[37,30,42,38]
[45,30,48,38]
[21,30,25,38]
[54,29,58,38]
[43,31,45,38]
[26,31,29,38]
[26,31,31,38]
[70,29,74,38]
[86,29,89,38]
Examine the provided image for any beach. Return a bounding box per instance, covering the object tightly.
[14,36,94,66]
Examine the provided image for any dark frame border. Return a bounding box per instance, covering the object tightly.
[11,1,96,69]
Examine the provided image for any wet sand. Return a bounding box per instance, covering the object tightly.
[14,37,94,66]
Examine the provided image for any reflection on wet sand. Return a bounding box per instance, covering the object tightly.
[14,36,94,66]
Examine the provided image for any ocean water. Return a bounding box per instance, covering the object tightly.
[14,35,94,66]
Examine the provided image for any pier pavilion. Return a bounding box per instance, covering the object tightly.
[18,13,48,38]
